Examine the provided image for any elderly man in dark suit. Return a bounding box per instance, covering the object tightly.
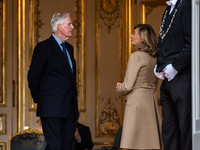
[28,12,78,150]
[154,0,191,150]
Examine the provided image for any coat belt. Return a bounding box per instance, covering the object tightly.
[133,82,156,90]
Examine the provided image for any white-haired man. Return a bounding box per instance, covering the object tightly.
[28,12,78,150]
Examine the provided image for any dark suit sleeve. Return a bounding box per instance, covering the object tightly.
[76,124,94,150]
[27,42,48,103]
[172,3,191,73]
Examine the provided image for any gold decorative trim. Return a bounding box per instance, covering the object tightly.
[0,0,7,107]
[95,0,122,138]
[125,0,128,63]
[97,96,121,137]
[29,0,37,112]
[95,0,98,138]
[141,4,146,24]
[81,0,86,112]
[126,0,132,61]
[141,0,166,24]
[17,0,26,132]
[29,0,43,112]
[98,0,120,33]
[22,0,25,133]
[128,0,132,56]
[0,114,6,134]
[74,0,86,112]
[17,0,22,133]
[34,0,43,44]
[0,142,6,150]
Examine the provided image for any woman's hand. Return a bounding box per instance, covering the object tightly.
[116,82,122,92]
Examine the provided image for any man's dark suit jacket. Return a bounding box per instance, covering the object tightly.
[156,0,191,73]
[75,123,93,150]
[28,35,78,119]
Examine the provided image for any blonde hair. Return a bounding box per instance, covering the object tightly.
[134,24,158,58]
[51,12,70,33]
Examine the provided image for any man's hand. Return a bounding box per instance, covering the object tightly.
[75,127,81,142]
[154,65,165,80]
[163,64,178,81]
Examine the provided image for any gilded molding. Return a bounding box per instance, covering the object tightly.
[34,0,43,43]
[29,0,37,111]
[95,0,123,138]
[126,0,132,61]
[74,0,86,112]
[17,0,22,133]
[0,114,6,134]
[98,0,120,33]
[22,0,26,133]
[141,0,166,24]
[0,0,7,107]
[74,0,82,105]
[29,0,42,112]
[17,0,26,132]
[0,142,6,150]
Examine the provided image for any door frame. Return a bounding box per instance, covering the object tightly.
[192,0,200,149]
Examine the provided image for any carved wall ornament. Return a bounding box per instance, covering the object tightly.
[145,6,153,15]
[98,0,120,33]
[34,0,43,43]
[101,0,118,14]
[97,96,121,137]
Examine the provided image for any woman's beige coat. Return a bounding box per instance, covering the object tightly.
[118,51,163,150]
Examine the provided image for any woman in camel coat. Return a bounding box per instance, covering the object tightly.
[116,24,163,150]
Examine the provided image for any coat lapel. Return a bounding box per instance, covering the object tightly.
[49,36,72,74]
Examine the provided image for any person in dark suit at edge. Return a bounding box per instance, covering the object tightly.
[112,126,122,150]
[154,0,191,149]
[27,12,78,150]
[75,121,94,150]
